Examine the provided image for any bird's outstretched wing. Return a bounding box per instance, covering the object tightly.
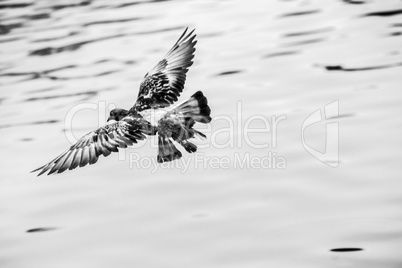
[31,118,147,176]
[133,28,197,112]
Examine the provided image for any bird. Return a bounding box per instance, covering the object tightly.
[32,28,211,176]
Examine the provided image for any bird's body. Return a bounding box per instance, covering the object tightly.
[32,28,211,176]
[139,106,170,127]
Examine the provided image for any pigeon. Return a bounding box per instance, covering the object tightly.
[32,28,211,176]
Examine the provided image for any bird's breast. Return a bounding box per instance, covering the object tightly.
[139,108,168,127]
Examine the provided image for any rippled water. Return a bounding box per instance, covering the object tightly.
[1,0,402,267]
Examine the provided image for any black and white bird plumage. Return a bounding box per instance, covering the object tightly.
[32,28,211,176]
[134,28,197,112]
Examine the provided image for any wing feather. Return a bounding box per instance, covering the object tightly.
[48,151,70,175]
[70,148,82,170]
[58,150,75,173]
[88,143,98,165]
[133,28,197,111]
[31,117,147,176]
[80,147,90,167]
[97,136,111,157]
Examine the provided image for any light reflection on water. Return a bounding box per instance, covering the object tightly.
[1,0,402,267]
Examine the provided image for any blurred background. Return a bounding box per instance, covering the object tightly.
[1,0,402,267]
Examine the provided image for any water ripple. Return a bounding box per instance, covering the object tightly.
[319,62,402,72]
[282,27,333,38]
[279,9,321,18]
[0,3,32,9]
[362,9,402,17]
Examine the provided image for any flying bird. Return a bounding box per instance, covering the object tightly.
[32,28,211,176]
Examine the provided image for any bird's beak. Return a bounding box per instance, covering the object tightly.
[107,116,113,122]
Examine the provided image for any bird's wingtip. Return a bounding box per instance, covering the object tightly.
[30,168,40,173]
[31,165,46,176]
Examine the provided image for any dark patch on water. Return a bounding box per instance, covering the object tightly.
[0,120,59,130]
[0,3,32,9]
[26,227,58,233]
[36,1,91,11]
[25,91,97,101]
[0,22,24,35]
[0,72,41,79]
[24,13,50,20]
[0,65,78,80]
[282,27,333,37]
[216,70,242,76]
[94,59,112,64]
[20,138,33,142]
[32,120,59,125]
[331,248,363,252]
[29,34,126,56]
[33,31,81,43]
[115,0,169,9]
[263,51,300,58]
[30,44,86,56]
[124,60,136,65]
[389,32,402,36]
[30,26,185,56]
[93,58,135,65]
[283,38,326,47]
[280,9,321,17]
[83,17,141,27]
[392,23,402,27]
[134,26,185,36]
[45,69,119,80]
[321,62,402,71]
[342,0,366,4]
[113,1,144,9]
[44,75,73,80]
[362,9,402,17]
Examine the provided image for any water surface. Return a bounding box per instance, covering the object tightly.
[1,0,402,267]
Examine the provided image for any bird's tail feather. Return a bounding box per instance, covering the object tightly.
[179,140,198,153]
[171,91,211,141]
[158,91,211,160]
[174,91,211,124]
[157,136,182,163]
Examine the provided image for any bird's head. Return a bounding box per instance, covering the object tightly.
[107,108,129,122]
